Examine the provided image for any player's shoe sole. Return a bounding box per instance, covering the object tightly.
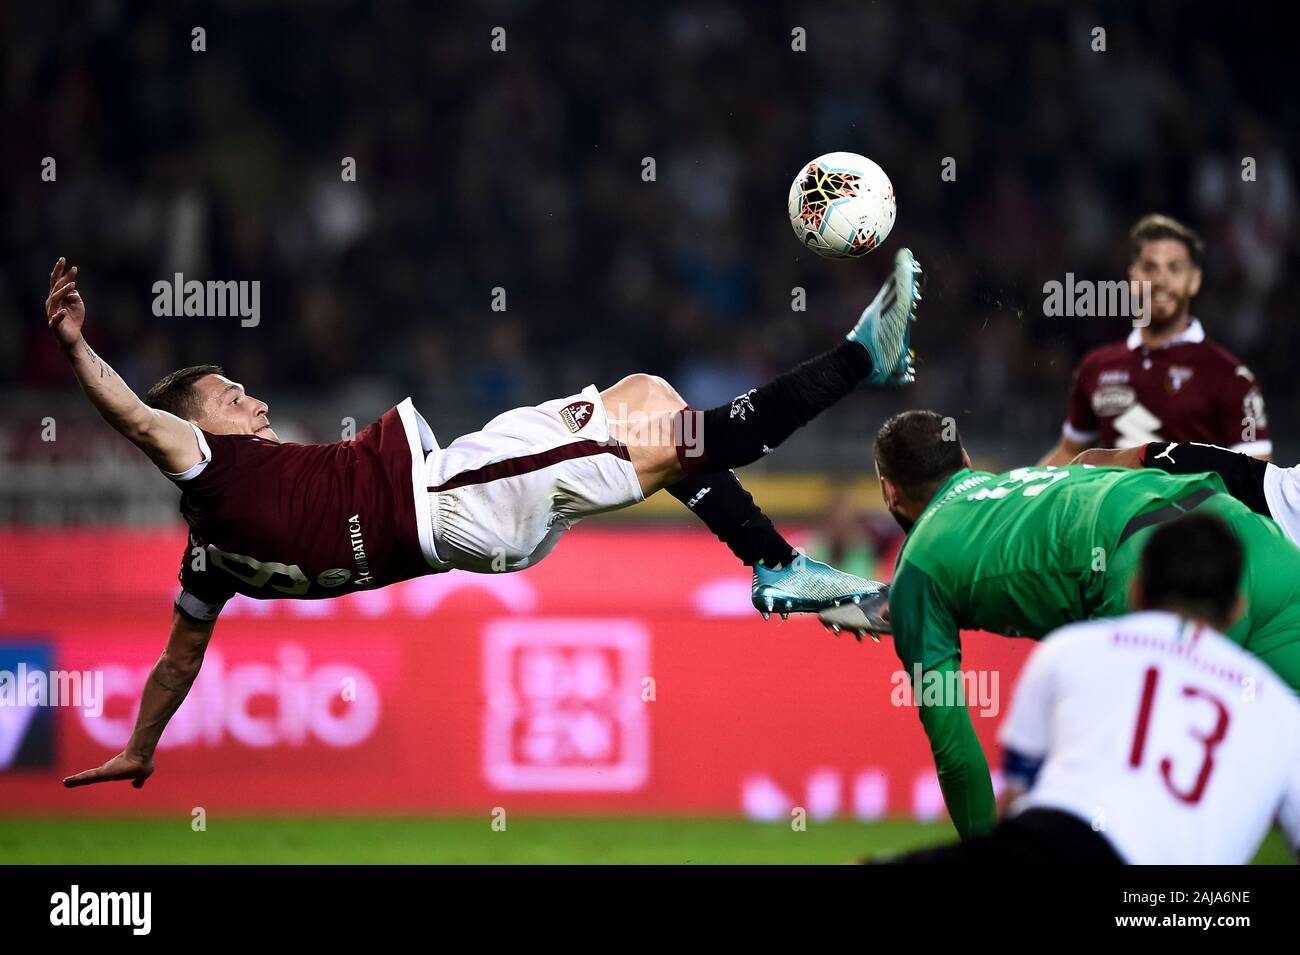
[817,587,892,642]
[752,556,887,622]
[847,248,922,386]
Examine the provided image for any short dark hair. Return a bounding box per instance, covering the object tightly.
[874,410,965,496]
[1129,213,1205,268]
[1139,513,1242,628]
[143,364,224,420]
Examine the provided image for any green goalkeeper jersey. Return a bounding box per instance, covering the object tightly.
[889,463,1230,838]
[891,464,1229,671]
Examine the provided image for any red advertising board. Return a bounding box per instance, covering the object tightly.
[0,528,1032,818]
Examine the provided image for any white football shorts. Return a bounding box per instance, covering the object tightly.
[424,385,645,573]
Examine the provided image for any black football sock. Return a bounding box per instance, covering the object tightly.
[675,340,872,475]
[667,471,798,568]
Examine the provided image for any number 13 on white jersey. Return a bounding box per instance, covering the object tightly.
[999,610,1300,864]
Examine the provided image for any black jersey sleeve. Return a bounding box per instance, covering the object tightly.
[1143,441,1270,517]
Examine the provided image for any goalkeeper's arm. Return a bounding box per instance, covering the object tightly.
[889,564,997,838]
[916,657,998,839]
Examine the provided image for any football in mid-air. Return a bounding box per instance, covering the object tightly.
[788,152,895,258]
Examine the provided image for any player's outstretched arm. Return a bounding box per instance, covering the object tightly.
[1077,441,1276,518]
[1038,435,1090,468]
[1070,446,1144,469]
[46,258,202,475]
[63,608,217,790]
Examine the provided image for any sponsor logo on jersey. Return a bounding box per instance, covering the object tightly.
[1113,403,1163,447]
[559,401,595,433]
[1098,369,1130,385]
[1166,365,1194,393]
[1092,384,1136,418]
[317,567,353,588]
[347,515,374,586]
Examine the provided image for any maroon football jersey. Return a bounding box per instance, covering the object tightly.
[1062,319,1270,455]
[169,400,442,620]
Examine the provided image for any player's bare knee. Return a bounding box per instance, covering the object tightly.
[600,374,643,411]
[644,374,687,410]
[602,373,686,417]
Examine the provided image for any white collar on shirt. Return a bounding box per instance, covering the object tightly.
[1126,317,1205,351]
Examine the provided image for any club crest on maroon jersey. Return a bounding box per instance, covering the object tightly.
[1166,366,1194,393]
[559,401,595,433]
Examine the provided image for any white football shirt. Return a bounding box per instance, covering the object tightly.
[1263,462,1300,547]
[1000,610,1300,864]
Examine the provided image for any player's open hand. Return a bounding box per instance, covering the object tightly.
[63,751,155,790]
[46,257,86,349]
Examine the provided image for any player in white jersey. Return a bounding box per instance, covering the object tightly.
[879,512,1300,864]
[1075,439,1300,545]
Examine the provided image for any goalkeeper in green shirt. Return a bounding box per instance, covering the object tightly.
[820,410,1300,839]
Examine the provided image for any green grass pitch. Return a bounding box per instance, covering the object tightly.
[0,817,1293,864]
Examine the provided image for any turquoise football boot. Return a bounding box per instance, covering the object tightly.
[847,247,922,386]
[751,555,887,624]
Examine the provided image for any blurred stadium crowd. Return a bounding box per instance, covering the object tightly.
[1,1,1296,523]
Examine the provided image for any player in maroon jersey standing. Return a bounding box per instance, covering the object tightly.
[1038,214,1271,466]
[45,250,920,789]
